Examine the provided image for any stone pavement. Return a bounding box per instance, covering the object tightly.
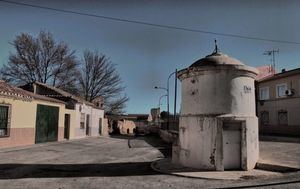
[151,158,283,180]
[0,136,299,189]
[151,139,300,180]
[259,140,300,169]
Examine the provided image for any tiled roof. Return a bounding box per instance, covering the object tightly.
[33,81,95,106]
[258,67,300,83]
[0,80,64,104]
[256,65,275,81]
[0,80,33,101]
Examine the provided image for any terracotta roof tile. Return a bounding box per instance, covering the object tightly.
[34,81,94,106]
[0,80,64,104]
[256,65,275,81]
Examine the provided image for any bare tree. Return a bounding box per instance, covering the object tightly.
[105,96,129,115]
[79,50,128,114]
[0,31,78,93]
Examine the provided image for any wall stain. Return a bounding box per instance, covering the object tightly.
[210,148,216,165]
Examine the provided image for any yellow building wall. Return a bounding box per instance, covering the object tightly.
[65,109,77,139]
[258,74,300,126]
[0,96,67,148]
[257,73,300,136]
[0,97,36,129]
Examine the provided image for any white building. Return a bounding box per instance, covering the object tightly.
[21,82,105,139]
[173,45,259,171]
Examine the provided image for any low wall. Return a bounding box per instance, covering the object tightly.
[158,130,178,144]
[259,125,300,136]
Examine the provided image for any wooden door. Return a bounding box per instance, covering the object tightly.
[35,104,59,143]
[86,114,90,136]
[223,122,241,170]
[64,114,70,139]
[98,118,102,135]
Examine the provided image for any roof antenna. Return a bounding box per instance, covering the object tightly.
[214,39,219,54]
[263,49,279,74]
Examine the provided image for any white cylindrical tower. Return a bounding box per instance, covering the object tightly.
[172,47,259,171]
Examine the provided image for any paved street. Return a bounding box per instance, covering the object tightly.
[0,136,299,189]
[259,140,300,169]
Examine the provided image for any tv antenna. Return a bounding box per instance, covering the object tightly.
[263,49,279,74]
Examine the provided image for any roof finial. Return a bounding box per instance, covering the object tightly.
[214,38,219,53]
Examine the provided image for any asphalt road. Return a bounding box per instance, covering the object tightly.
[0,135,299,189]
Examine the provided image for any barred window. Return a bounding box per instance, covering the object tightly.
[260,111,269,125]
[278,110,288,125]
[0,105,9,137]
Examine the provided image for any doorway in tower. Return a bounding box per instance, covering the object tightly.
[222,121,242,170]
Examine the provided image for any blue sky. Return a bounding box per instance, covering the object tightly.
[0,0,300,114]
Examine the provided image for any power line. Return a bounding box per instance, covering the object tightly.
[1,0,300,45]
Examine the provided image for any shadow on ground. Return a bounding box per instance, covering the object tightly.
[128,134,172,157]
[109,134,172,157]
[0,135,171,179]
[0,162,161,179]
[108,134,135,140]
[259,134,300,143]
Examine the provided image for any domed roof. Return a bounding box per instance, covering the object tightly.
[177,41,258,80]
[189,51,244,68]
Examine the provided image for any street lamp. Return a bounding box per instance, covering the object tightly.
[167,70,178,130]
[154,86,169,130]
[154,86,168,91]
[154,69,178,130]
[158,94,167,108]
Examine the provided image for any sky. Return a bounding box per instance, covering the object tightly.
[0,0,300,114]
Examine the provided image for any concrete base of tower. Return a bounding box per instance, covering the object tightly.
[172,114,259,171]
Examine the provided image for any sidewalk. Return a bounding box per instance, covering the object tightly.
[259,135,300,143]
[151,158,283,180]
[258,140,300,170]
[151,140,300,180]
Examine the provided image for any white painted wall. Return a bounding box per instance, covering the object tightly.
[180,69,256,116]
[91,107,104,137]
[73,103,104,139]
[175,64,259,171]
[177,116,218,170]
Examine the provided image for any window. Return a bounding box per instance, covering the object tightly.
[276,83,287,98]
[260,111,269,125]
[80,113,85,129]
[0,105,9,137]
[259,87,269,100]
[278,110,288,125]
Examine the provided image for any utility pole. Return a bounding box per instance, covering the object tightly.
[155,69,177,130]
[263,49,279,74]
[174,69,177,122]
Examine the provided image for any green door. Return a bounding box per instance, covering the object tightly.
[35,104,59,143]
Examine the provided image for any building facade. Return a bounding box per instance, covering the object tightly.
[0,81,66,148]
[256,68,300,136]
[21,82,105,140]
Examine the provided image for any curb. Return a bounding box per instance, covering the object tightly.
[151,159,300,181]
[150,159,231,180]
[256,162,300,173]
